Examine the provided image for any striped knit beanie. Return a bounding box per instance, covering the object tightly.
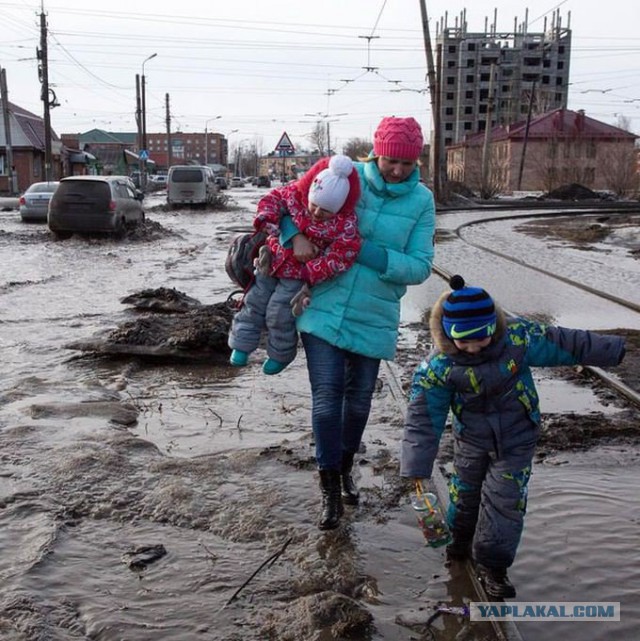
[442,275,497,341]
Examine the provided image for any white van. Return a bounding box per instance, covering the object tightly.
[167,165,217,207]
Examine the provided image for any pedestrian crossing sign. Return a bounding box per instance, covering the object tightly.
[275,132,295,153]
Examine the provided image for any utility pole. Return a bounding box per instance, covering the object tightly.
[0,67,17,194]
[165,93,172,169]
[38,9,53,182]
[135,74,142,164]
[419,0,441,202]
[481,63,496,198]
[517,80,536,192]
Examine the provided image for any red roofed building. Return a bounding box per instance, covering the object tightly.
[447,108,638,196]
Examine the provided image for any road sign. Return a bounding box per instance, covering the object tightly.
[274,132,294,153]
[139,150,149,160]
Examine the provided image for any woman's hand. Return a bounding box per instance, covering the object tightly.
[292,234,319,262]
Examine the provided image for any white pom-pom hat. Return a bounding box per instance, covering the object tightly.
[308,154,356,214]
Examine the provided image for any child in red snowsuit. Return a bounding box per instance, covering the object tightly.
[228,155,361,375]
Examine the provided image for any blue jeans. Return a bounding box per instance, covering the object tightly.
[301,332,381,470]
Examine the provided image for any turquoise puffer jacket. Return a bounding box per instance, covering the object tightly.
[296,161,436,359]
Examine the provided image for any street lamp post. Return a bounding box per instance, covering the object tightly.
[204,116,222,165]
[140,52,157,189]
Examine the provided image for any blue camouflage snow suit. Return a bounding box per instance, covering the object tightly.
[401,293,625,570]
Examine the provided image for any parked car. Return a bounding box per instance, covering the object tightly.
[257,176,271,188]
[19,181,60,222]
[215,176,228,190]
[148,174,168,185]
[48,175,145,239]
[167,165,217,207]
[230,176,244,188]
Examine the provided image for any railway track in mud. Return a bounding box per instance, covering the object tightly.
[433,205,640,408]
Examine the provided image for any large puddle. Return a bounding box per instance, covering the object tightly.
[0,199,638,640]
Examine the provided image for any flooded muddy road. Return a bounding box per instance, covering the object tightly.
[0,191,639,641]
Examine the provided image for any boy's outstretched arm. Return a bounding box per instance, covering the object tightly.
[522,319,626,368]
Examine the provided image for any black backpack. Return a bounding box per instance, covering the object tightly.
[225,230,267,290]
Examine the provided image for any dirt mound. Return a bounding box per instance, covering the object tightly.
[545,183,599,200]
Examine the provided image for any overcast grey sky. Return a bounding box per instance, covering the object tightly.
[0,0,639,153]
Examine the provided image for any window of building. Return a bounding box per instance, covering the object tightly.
[464,106,473,115]
[445,123,453,131]
[542,75,550,84]
[501,85,510,92]
[558,46,565,54]
[447,60,456,68]
[445,107,454,115]
[524,57,541,66]
[448,45,457,53]
[467,59,475,67]
[557,61,564,70]
[468,43,476,51]
[523,73,538,81]
[0,155,5,175]
[465,90,474,99]
[502,68,513,77]
[446,92,455,100]
[478,120,486,131]
[479,89,489,100]
[556,77,563,86]
[479,104,487,114]
[586,141,597,158]
[555,92,563,101]
[543,59,551,68]
[447,76,455,85]
[466,74,474,83]
[445,137,453,145]
[464,122,472,130]
[480,73,490,82]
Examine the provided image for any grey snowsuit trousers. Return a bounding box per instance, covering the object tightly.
[449,437,534,569]
[228,272,303,364]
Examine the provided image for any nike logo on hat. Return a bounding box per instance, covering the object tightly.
[450,322,495,339]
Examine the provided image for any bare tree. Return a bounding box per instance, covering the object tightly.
[307,122,327,156]
[460,144,506,198]
[343,137,373,160]
[615,114,632,132]
[599,145,639,197]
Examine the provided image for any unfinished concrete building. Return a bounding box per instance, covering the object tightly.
[436,8,572,146]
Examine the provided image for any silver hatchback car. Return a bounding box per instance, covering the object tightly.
[48,176,145,239]
[19,181,60,222]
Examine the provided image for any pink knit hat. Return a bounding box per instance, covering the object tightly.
[373,116,424,161]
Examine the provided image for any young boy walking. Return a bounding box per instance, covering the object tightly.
[401,275,626,598]
[228,154,361,375]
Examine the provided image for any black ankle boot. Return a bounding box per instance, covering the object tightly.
[318,469,344,530]
[340,451,360,506]
[476,564,517,599]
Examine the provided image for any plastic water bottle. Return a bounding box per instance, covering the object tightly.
[411,490,452,548]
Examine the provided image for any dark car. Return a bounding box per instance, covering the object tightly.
[215,176,228,190]
[19,181,60,222]
[48,175,145,239]
[257,176,271,188]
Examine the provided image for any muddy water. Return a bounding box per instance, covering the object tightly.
[0,196,638,640]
